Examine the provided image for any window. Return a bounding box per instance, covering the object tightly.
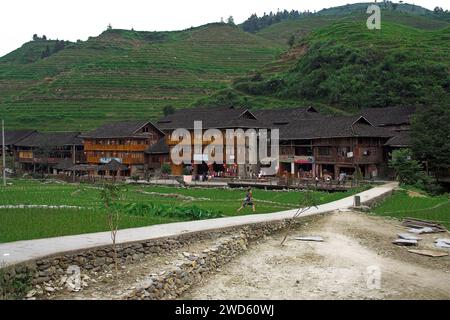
[363,149,374,156]
[338,147,351,157]
[318,147,331,156]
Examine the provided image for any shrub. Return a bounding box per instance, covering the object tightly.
[389,149,425,185]
[0,266,33,300]
[161,163,171,175]
[120,202,223,220]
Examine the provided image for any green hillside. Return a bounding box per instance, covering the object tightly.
[0,24,282,131]
[255,9,449,46]
[231,21,450,110]
[1,2,449,131]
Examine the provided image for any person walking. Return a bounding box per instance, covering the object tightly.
[237,188,256,213]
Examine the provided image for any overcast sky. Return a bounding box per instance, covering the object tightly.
[1,0,448,57]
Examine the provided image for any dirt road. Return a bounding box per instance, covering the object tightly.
[183,212,450,300]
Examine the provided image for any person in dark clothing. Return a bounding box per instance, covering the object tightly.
[237,188,256,212]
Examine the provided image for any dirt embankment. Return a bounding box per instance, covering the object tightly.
[183,212,450,300]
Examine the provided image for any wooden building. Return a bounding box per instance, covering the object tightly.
[273,116,394,179]
[13,132,84,173]
[155,106,264,178]
[81,120,164,176]
[0,130,35,156]
[144,137,170,172]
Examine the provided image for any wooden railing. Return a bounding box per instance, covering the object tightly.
[83,143,148,152]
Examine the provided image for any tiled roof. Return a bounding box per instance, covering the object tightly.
[2,130,36,146]
[252,106,324,126]
[361,106,416,126]
[278,116,395,140]
[14,132,82,147]
[156,106,263,130]
[145,138,169,154]
[384,131,411,147]
[81,120,163,139]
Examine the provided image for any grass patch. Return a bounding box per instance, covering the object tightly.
[372,188,450,229]
[0,208,181,243]
[0,178,364,243]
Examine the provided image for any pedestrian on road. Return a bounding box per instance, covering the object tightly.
[237,188,256,213]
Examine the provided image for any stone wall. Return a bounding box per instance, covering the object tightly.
[0,215,322,300]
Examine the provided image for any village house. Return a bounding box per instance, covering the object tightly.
[0,129,36,157]
[144,137,170,173]
[256,112,394,179]
[255,107,394,179]
[13,131,84,174]
[80,120,164,177]
[155,106,265,178]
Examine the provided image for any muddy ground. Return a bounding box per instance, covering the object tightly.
[183,212,450,300]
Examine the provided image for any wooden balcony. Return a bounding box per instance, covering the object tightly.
[315,152,383,164]
[83,143,148,152]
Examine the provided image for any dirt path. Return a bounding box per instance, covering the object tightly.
[183,212,450,300]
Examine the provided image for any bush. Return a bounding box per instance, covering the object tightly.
[119,202,223,220]
[389,149,425,185]
[0,267,32,300]
[161,163,171,175]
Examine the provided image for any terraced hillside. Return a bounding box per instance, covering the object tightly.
[1,3,449,131]
[0,24,282,131]
[255,11,449,46]
[228,20,450,112]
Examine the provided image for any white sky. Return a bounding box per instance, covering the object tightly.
[1,0,448,57]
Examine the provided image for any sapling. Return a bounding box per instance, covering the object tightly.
[100,183,124,275]
[280,185,318,246]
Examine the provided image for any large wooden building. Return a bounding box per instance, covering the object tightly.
[275,116,394,179]
[13,132,84,173]
[80,120,164,176]
[155,106,264,177]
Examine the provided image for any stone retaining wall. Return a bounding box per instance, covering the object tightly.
[0,215,322,300]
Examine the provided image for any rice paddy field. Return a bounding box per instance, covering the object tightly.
[372,188,450,229]
[0,179,363,243]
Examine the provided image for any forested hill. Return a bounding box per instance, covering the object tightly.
[225,21,450,111]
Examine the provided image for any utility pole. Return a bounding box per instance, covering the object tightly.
[2,119,6,186]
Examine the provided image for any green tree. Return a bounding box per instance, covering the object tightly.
[227,16,235,25]
[389,149,425,185]
[410,105,450,180]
